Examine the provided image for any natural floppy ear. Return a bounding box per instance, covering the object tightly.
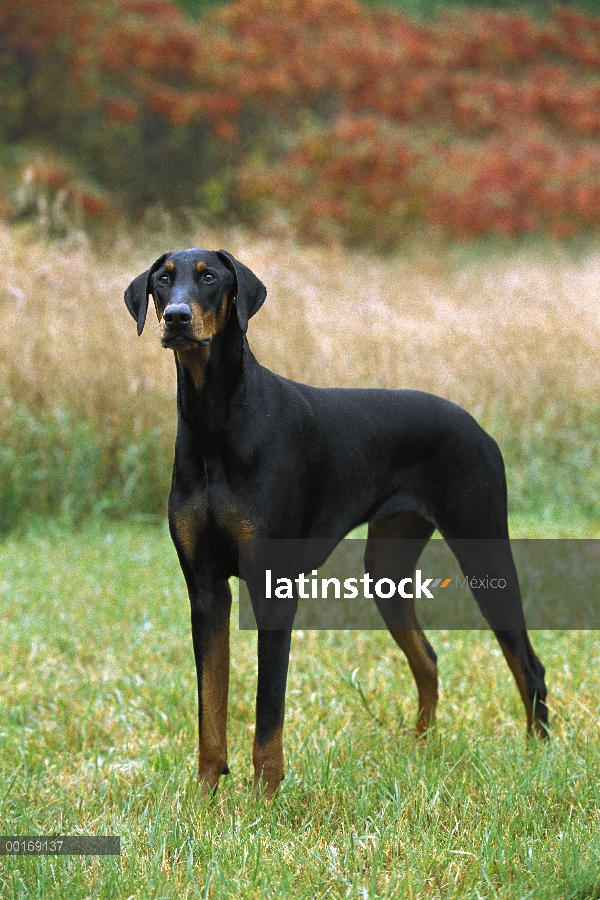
[124,253,171,335]
[217,250,267,333]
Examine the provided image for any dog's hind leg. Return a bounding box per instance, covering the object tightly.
[496,629,548,736]
[435,434,548,737]
[445,536,548,736]
[366,512,437,736]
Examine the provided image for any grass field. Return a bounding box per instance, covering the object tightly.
[0,524,599,898]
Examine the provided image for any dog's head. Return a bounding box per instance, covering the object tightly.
[124,248,267,345]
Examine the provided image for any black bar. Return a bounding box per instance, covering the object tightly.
[238,538,600,630]
[0,836,120,855]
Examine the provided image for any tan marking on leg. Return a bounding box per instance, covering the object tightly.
[199,617,231,794]
[368,513,437,736]
[391,629,438,736]
[253,727,284,800]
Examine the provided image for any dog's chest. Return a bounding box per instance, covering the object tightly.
[169,481,257,559]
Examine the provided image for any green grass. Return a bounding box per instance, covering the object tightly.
[174,0,600,19]
[0,523,599,897]
[0,396,173,534]
[376,0,600,16]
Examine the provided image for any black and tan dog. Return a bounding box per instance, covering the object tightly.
[124,248,548,799]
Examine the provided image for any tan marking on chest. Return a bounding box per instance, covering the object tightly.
[231,518,256,542]
[217,507,256,543]
[176,345,211,390]
[172,498,206,559]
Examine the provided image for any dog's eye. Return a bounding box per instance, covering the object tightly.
[203,272,216,283]
[158,273,170,285]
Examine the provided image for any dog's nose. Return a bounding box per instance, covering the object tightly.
[163,303,192,327]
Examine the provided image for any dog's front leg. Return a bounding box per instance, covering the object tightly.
[253,629,293,799]
[189,578,232,794]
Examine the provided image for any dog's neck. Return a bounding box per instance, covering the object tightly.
[173,320,260,458]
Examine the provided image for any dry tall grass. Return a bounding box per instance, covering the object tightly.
[1,223,599,527]
[2,225,598,414]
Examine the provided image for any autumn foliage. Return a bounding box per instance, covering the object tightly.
[2,0,600,244]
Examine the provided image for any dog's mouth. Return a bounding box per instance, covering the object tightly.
[161,333,211,350]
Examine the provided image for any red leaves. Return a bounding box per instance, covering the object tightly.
[4,0,600,243]
[218,0,600,243]
[105,97,141,124]
[422,140,600,239]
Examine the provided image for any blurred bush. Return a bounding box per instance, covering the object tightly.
[2,0,600,245]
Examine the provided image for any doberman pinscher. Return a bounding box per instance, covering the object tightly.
[124,248,548,799]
